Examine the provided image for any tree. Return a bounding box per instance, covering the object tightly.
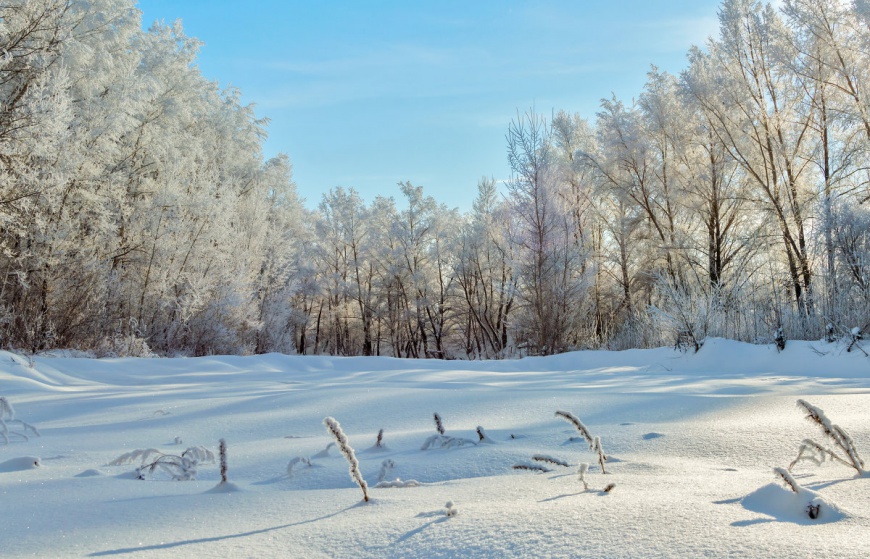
[455,178,516,357]
[507,109,588,354]
[685,0,818,334]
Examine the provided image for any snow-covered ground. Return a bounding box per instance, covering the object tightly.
[1,338,869,558]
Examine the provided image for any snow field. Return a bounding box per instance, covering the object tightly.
[1,339,869,557]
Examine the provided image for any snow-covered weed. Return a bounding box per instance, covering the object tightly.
[512,462,551,473]
[209,438,240,492]
[136,454,197,481]
[742,468,846,523]
[218,439,228,484]
[374,458,422,487]
[374,478,421,488]
[182,445,217,464]
[823,324,868,355]
[364,429,389,452]
[845,326,866,355]
[109,448,164,466]
[555,410,608,473]
[775,327,787,351]
[578,463,589,490]
[311,442,335,459]
[0,396,40,444]
[109,445,216,481]
[532,454,570,468]
[377,459,395,482]
[444,501,457,517]
[323,416,369,502]
[775,467,801,494]
[433,412,445,435]
[287,456,313,477]
[420,434,476,450]
[773,468,831,520]
[790,400,866,476]
[476,426,496,444]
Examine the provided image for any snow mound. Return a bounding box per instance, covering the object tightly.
[0,456,41,472]
[205,481,241,493]
[374,478,422,488]
[741,483,847,524]
[74,469,105,477]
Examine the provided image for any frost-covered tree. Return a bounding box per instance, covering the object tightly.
[507,109,589,354]
[686,0,818,333]
[455,177,517,357]
[0,1,303,355]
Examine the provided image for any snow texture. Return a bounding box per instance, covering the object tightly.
[0,341,868,557]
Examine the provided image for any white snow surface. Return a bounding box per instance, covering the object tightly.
[1,337,869,558]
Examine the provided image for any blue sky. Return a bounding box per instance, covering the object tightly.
[135,1,723,210]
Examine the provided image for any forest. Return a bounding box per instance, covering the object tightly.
[1,0,868,358]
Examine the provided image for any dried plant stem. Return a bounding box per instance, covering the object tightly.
[796,400,865,474]
[324,416,369,502]
[433,413,445,435]
[556,410,607,474]
[532,454,570,468]
[555,410,593,444]
[219,438,228,484]
[512,463,551,473]
[774,467,800,494]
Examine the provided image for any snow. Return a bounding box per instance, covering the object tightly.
[741,483,846,525]
[1,338,869,558]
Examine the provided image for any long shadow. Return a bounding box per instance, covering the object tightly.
[251,475,291,486]
[713,498,741,505]
[804,477,859,491]
[547,472,576,480]
[731,518,775,527]
[396,516,449,543]
[539,491,585,502]
[88,506,354,556]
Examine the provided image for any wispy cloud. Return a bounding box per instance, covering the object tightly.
[236,43,502,110]
[629,16,720,50]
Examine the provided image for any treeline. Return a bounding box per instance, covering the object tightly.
[0,0,303,355]
[2,0,869,358]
